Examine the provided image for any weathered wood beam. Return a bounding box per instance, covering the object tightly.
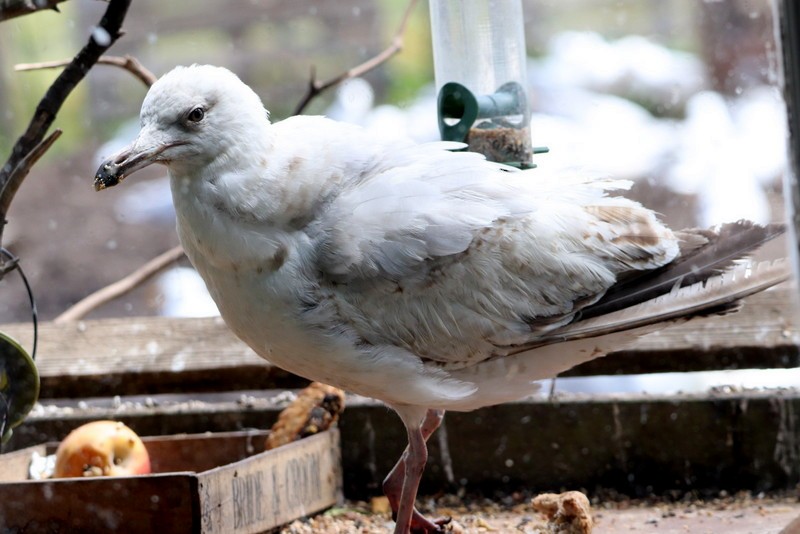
[0,315,308,398]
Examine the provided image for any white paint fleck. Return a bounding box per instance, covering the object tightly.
[92,26,111,46]
[171,352,187,372]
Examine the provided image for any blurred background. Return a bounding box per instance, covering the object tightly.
[0,1,788,349]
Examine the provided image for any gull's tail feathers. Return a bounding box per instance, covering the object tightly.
[583,220,785,318]
[445,259,791,412]
[553,258,791,344]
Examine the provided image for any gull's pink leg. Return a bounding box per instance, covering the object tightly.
[385,409,448,533]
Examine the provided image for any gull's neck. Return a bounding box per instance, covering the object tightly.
[183,121,352,231]
[171,125,278,219]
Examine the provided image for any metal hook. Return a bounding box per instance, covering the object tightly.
[0,248,37,360]
[0,248,39,447]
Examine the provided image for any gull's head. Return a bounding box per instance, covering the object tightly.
[94,65,269,191]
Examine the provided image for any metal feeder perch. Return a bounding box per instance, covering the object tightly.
[431,0,545,168]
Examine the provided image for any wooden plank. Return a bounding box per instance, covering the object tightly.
[0,315,308,398]
[1,285,797,398]
[198,430,343,533]
[5,389,799,498]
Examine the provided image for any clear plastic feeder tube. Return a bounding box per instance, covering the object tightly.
[430,0,533,167]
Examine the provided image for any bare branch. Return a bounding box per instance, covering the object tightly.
[16,54,157,87]
[0,0,133,250]
[0,0,67,23]
[55,245,186,323]
[293,0,420,115]
[0,129,62,230]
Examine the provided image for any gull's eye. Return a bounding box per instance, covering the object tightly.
[187,107,205,123]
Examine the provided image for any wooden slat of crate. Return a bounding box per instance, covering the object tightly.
[144,430,270,474]
[0,429,342,533]
[0,473,200,532]
[198,430,343,533]
[0,285,797,399]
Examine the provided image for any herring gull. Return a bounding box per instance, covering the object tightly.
[95,65,788,534]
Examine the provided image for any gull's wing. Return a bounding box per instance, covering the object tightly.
[308,141,682,367]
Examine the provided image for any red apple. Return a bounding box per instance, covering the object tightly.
[53,420,151,478]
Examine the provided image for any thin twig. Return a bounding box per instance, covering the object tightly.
[0,0,133,250]
[54,245,185,323]
[0,130,62,244]
[16,54,157,87]
[0,129,62,214]
[292,0,419,115]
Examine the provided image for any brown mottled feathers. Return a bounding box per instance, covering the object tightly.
[581,220,784,319]
[496,221,787,358]
[584,205,664,248]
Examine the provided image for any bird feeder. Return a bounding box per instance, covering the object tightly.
[430,0,534,167]
[0,332,39,444]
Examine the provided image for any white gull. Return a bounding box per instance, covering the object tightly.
[95,65,788,534]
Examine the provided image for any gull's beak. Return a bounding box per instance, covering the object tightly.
[94,132,183,191]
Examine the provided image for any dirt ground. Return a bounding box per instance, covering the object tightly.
[280,495,800,534]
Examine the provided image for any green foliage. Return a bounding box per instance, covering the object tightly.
[384,5,433,106]
[0,1,88,162]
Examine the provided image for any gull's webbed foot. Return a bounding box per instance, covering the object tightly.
[409,513,451,533]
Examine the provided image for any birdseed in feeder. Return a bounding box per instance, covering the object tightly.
[466,125,533,166]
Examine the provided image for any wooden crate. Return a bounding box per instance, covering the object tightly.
[0,429,342,533]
